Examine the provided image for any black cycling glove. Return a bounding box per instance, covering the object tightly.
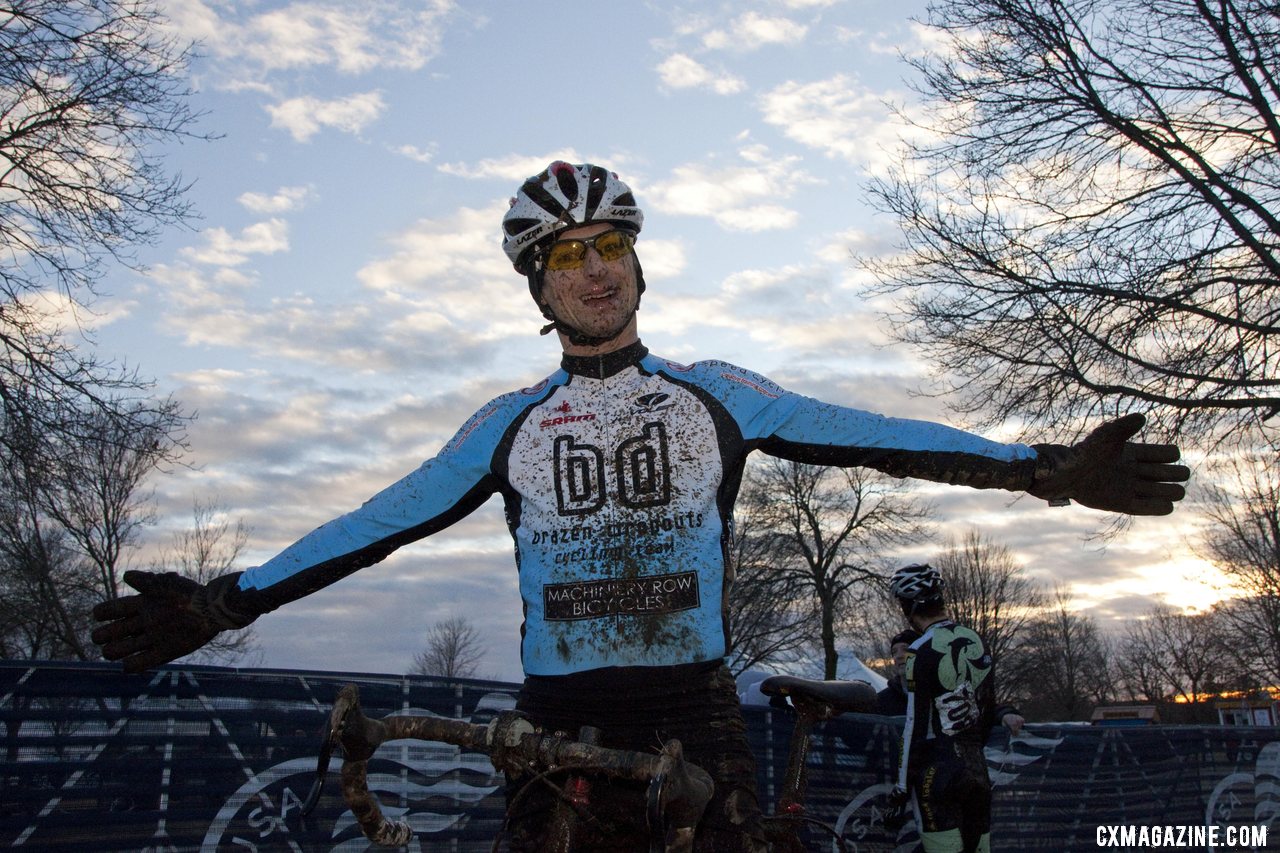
[92,570,257,673]
[1027,414,1189,515]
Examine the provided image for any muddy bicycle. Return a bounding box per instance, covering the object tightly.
[303,673,875,852]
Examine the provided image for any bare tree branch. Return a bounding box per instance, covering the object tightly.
[149,499,258,667]
[0,0,203,449]
[863,0,1280,451]
[1194,450,1280,689]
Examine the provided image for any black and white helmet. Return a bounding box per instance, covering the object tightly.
[890,563,945,604]
[502,161,644,275]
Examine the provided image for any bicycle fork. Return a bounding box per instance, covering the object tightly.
[545,725,603,853]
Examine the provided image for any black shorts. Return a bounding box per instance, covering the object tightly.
[504,661,767,852]
[911,740,992,849]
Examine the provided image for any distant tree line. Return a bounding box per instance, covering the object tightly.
[726,457,1280,724]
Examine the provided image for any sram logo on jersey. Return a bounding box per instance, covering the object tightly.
[540,400,597,429]
[543,570,700,621]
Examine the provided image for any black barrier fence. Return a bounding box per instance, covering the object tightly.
[0,661,1273,851]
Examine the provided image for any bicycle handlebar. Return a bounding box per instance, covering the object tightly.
[303,683,714,852]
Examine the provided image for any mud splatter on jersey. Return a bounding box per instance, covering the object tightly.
[235,342,1037,676]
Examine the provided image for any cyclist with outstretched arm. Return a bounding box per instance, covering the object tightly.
[92,162,1189,852]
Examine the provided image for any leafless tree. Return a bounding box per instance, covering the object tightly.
[837,583,913,682]
[149,500,258,666]
[411,615,486,679]
[1119,606,1227,705]
[731,457,933,679]
[863,0,1280,451]
[43,403,182,598]
[1118,628,1173,705]
[724,501,813,675]
[0,524,96,661]
[1194,451,1280,690]
[1010,585,1114,720]
[0,397,180,660]
[0,0,203,450]
[932,529,1045,679]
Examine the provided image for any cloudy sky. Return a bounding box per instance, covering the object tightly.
[80,0,1215,682]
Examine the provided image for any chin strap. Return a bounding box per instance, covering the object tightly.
[537,317,629,347]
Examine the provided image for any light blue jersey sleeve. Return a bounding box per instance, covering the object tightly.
[232,386,546,611]
[668,359,1037,488]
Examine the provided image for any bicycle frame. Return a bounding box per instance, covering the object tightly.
[307,676,875,851]
[758,675,878,852]
[303,683,713,853]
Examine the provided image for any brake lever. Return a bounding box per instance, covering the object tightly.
[301,713,338,816]
[302,684,362,817]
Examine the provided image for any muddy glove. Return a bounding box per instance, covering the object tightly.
[1027,413,1189,515]
[92,570,256,673]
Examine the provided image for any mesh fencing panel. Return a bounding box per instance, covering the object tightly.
[0,662,1272,851]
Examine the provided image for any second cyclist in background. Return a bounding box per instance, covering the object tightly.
[887,563,1019,853]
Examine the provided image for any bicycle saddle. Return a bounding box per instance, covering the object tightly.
[758,675,875,717]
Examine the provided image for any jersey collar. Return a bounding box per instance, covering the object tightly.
[561,340,649,379]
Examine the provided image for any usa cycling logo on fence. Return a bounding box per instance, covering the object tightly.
[203,718,503,852]
[1206,739,1280,839]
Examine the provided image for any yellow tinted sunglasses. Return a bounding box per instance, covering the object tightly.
[542,229,635,272]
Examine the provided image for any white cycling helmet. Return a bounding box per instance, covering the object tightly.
[502,161,644,275]
[890,563,945,615]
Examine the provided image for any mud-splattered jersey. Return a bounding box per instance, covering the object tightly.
[233,342,1039,676]
[896,619,997,790]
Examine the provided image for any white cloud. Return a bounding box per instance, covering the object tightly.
[238,185,316,214]
[759,74,907,174]
[265,91,386,142]
[153,263,502,375]
[182,218,291,267]
[645,145,817,231]
[20,289,132,335]
[355,201,547,342]
[168,0,457,77]
[358,202,511,293]
[655,54,746,95]
[703,12,808,51]
[436,151,586,182]
[633,238,687,281]
[394,143,437,164]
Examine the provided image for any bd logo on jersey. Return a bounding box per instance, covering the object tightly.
[553,422,671,514]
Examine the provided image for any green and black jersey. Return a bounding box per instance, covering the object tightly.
[896,619,997,790]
